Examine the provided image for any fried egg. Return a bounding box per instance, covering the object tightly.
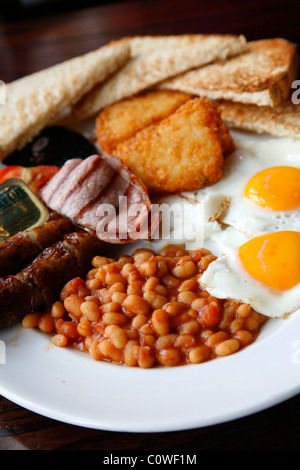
[171,130,300,318]
[200,228,300,317]
[188,130,300,237]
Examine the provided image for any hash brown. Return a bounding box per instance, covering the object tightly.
[96,90,193,154]
[113,96,234,193]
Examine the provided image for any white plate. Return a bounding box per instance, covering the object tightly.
[1,127,300,431]
[0,307,300,432]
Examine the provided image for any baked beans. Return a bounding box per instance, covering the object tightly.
[22,244,267,368]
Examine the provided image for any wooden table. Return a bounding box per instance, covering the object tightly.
[1,0,300,451]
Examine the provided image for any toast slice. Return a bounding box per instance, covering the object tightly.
[74,34,246,119]
[113,97,234,193]
[218,98,300,138]
[0,39,130,161]
[158,39,299,107]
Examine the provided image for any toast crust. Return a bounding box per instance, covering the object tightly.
[158,39,299,107]
[218,98,300,138]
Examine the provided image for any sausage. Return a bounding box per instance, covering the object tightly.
[0,231,105,329]
[0,218,75,277]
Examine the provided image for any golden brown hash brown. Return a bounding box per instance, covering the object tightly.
[96,90,193,154]
[113,97,234,193]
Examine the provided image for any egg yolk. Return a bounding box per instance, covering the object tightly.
[244,166,300,211]
[239,231,300,290]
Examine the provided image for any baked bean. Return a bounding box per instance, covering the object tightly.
[244,311,262,330]
[175,334,196,351]
[197,255,217,272]
[178,320,199,335]
[125,329,139,340]
[51,334,68,347]
[64,294,84,318]
[127,280,144,296]
[127,271,143,284]
[160,245,186,257]
[57,320,78,339]
[156,258,168,277]
[144,276,159,291]
[102,312,127,326]
[88,339,103,361]
[97,288,112,304]
[172,260,196,279]
[93,321,106,335]
[177,290,197,306]
[98,339,122,363]
[154,284,168,296]
[157,347,181,366]
[139,259,157,277]
[105,271,126,286]
[169,311,192,329]
[188,345,211,363]
[143,291,168,310]
[141,334,157,348]
[86,267,98,280]
[38,314,55,334]
[84,295,100,305]
[111,291,127,304]
[123,294,150,316]
[77,318,93,337]
[164,302,182,316]
[198,302,221,327]
[205,331,228,348]
[151,309,170,336]
[214,339,240,356]
[156,334,178,350]
[41,243,267,368]
[121,263,136,278]
[105,325,128,349]
[234,330,253,346]
[100,302,121,315]
[80,301,101,322]
[178,279,198,292]
[108,282,126,294]
[123,340,139,367]
[60,277,89,301]
[118,254,133,264]
[161,274,180,288]
[92,256,113,268]
[50,301,66,319]
[133,249,155,262]
[189,248,204,263]
[139,322,155,335]
[85,278,102,290]
[22,312,42,329]
[131,314,148,330]
[138,346,156,368]
[230,318,244,333]
[236,303,252,318]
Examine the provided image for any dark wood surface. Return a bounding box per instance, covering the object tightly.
[1,0,300,451]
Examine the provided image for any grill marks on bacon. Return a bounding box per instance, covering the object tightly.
[40,154,157,243]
